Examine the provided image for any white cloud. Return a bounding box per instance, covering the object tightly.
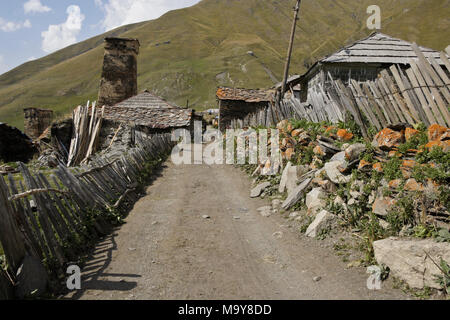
[0,18,32,32]
[96,0,199,31]
[41,5,85,53]
[0,55,10,75]
[24,0,51,14]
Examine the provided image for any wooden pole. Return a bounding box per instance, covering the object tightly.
[278,0,301,106]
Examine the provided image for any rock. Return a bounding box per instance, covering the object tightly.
[313,276,322,282]
[424,140,450,152]
[202,215,211,219]
[373,237,450,289]
[336,129,354,141]
[317,179,337,193]
[372,197,396,216]
[289,211,300,218]
[291,129,303,137]
[358,159,372,170]
[305,210,337,238]
[330,151,346,162]
[404,178,424,192]
[313,145,326,156]
[261,159,280,176]
[306,188,327,216]
[372,128,404,150]
[251,182,271,198]
[372,162,383,173]
[324,161,351,184]
[279,162,294,193]
[257,206,273,217]
[272,199,282,211]
[387,123,412,131]
[282,178,313,210]
[341,143,350,151]
[345,143,367,162]
[405,128,419,141]
[388,179,402,189]
[428,124,449,142]
[334,196,345,205]
[15,255,48,299]
[272,231,283,239]
[285,148,295,161]
[378,219,390,230]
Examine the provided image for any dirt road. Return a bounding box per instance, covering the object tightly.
[65,159,408,300]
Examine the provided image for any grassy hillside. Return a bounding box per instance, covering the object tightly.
[0,0,449,130]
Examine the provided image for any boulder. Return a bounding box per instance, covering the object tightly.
[372,197,396,217]
[282,178,313,210]
[428,124,449,142]
[250,182,271,198]
[373,237,450,289]
[15,254,48,299]
[336,129,354,141]
[306,188,327,216]
[330,151,347,163]
[279,162,299,194]
[305,210,337,238]
[324,161,351,184]
[345,143,367,162]
[372,128,404,150]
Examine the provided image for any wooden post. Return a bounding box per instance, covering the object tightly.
[277,0,302,106]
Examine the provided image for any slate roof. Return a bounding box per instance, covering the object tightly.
[321,32,446,65]
[216,87,273,102]
[101,90,193,129]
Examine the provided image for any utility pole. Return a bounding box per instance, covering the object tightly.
[277,0,301,106]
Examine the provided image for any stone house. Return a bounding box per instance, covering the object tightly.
[216,87,274,131]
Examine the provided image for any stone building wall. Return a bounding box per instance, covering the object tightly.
[23,108,54,140]
[97,37,140,107]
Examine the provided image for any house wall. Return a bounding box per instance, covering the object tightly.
[300,63,385,102]
[23,108,54,140]
[219,100,269,131]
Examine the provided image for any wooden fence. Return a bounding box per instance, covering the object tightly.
[230,44,450,137]
[0,133,173,299]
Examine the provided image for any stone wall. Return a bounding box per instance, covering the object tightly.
[23,108,53,140]
[97,37,140,107]
[219,100,269,131]
[0,123,38,163]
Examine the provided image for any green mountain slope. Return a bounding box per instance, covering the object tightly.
[0,0,449,129]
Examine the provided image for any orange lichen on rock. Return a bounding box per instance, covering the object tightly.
[291,129,302,137]
[372,162,383,173]
[358,159,371,170]
[374,128,404,150]
[285,148,294,161]
[405,128,419,141]
[404,179,424,192]
[388,179,402,189]
[337,129,354,141]
[313,145,325,156]
[428,124,449,142]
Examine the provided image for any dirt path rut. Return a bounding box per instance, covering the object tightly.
[65,159,408,300]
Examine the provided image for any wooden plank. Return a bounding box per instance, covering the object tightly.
[0,176,26,272]
[389,65,420,122]
[7,174,43,260]
[411,44,450,125]
[439,52,450,74]
[377,77,406,123]
[409,61,448,126]
[363,82,391,124]
[368,81,400,124]
[405,68,435,126]
[380,70,415,124]
[397,65,430,125]
[350,80,382,129]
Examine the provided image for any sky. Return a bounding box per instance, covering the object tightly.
[0,0,200,75]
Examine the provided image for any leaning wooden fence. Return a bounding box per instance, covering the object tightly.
[230,44,450,137]
[0,133,173,299]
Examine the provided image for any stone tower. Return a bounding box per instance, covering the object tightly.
[23,108,53,140]
[97,37,140,107]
